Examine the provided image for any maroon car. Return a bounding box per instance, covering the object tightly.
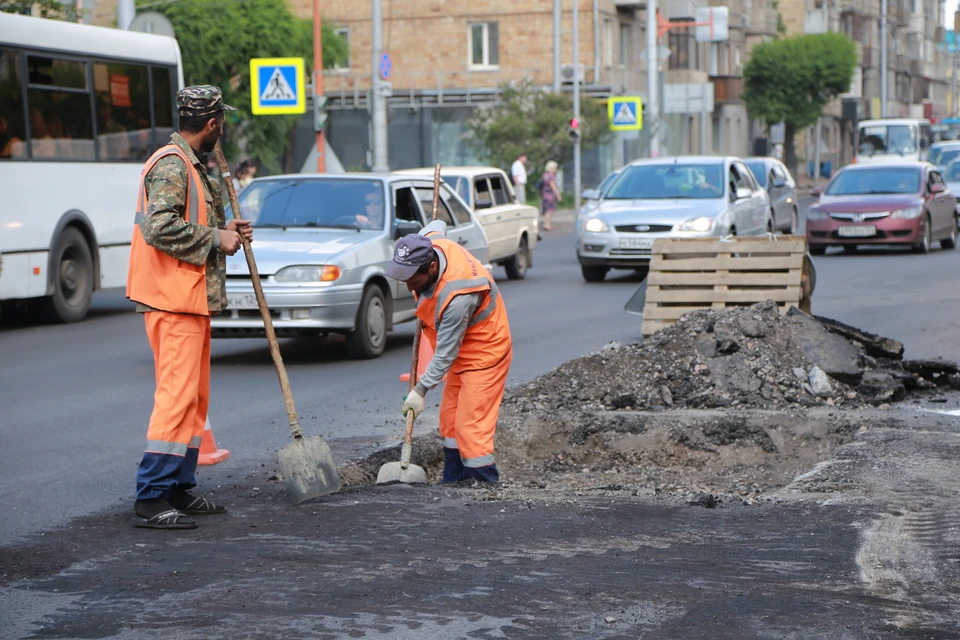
[806,163,958,254]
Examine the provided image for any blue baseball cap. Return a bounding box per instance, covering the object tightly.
[386,234,436,281]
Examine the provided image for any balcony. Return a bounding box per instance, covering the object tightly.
[709,75,743,103]
[748,8,778,36]
[861,46,880,69]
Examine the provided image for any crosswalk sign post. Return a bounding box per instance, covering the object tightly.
[608,97,643,131]
[250,57,306,116]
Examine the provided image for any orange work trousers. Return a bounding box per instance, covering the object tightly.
[438,351,512,468]
[136,311,210,500]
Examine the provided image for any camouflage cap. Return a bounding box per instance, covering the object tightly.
[176,85,236,118]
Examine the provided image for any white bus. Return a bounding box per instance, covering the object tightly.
[0,12,183,322]
[855,118,932,165]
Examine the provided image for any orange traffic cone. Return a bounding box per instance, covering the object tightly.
[197,417,230,466]
[400,331,444,383]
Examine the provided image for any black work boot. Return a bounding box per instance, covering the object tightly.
[132,498,197,530]
[169,490,227,515]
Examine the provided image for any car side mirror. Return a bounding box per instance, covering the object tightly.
[393,219,422,240]
[929,182,946,194]
[772,178,786,188]
[582,188,600,200]
[735,187,753,200]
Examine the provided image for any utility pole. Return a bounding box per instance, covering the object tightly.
[646,0,659,156]
[117,0,134,29]
[573,0,581,212]
[371,0,389,172]
[553,0,562,93]
[313,0,325,173]
[880,0,887,118]
[813,117,822,191]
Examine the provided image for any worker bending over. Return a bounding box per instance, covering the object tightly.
[386,221,513,482]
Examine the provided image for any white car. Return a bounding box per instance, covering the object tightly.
[399,166,539,279]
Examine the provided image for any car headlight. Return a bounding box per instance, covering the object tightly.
[806,208,828,220]
[678,216,715,232]
[890,205,924,219]
[584,218,609,233]
[274,265,341,282]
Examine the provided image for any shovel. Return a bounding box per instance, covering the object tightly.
[215,143,341,503]
[376,163,443,485]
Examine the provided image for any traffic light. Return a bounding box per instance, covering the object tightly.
[568,116,581,141]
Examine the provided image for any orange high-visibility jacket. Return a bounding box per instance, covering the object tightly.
[415,237,512,373]
[126,145,210,316]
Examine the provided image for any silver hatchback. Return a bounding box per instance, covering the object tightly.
[576,156,772,281]
[210,174,489,358]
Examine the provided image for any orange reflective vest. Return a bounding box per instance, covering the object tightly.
[126,144,210,316]
[415,237,512,373]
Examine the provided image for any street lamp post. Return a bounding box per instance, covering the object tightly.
[371,0,389,172]
[313,0,325,173]
[880,0,887,118]
[573,0,581,212]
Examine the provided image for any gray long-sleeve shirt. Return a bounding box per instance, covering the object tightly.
[414,221,480,396]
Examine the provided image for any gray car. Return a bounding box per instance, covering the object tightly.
[576,156,773,282]
[744,156,800,233]
[210,174,489,358]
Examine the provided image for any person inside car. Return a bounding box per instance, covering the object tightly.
[356,189,385,229]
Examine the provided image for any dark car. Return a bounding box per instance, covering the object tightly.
[806,163,958,254]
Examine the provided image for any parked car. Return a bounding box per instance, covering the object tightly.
[925,140,960,172]
[576,156,773,282]
[942,158,960,218]
[577,167,624,233]
[210,174,489,358]
[399,166,538,279]
[744,156,800,233]
[805,162,957,255]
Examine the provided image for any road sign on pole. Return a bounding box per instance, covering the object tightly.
[250,57,306,115]
[608,97,643,131]
[379,52,392,81]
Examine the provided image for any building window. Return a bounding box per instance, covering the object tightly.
[619,22,632,65]
[335,28,350,71]
[668,24,695,70]
[469,22,499,68]
[603,20,614,67]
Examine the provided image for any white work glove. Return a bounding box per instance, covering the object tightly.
[401,389,425,419]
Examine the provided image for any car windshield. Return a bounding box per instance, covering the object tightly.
[605,163,725,200]
[744,160,767,188]
[936,147,960,166]
[232,178,386,229]
[944,162,960,181]
[824,168,921,196]
[443,175,471,204]
[859,124,918,156]
[597,170,622,194]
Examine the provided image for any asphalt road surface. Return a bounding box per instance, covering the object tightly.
[2,202,960,638]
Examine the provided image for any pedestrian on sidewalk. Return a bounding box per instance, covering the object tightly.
[510,153,528,204]
[539,160,562,231]
[126,85,253,530]
[386,221,513,483]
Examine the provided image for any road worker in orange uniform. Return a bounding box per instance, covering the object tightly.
[126,86,253,529]
[386,221,513,483]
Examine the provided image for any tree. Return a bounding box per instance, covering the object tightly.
[742,32,857,180]
[1,0,83,21]
[149,0,347,172]
[467,80,612,197]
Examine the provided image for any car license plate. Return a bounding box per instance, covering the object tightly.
[620,238,654,249]
[227,293,259,309]
[837,225,877,238]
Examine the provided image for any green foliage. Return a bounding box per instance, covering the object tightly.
[467,80,612,194]
[742,32,857,132]
[147,0,347,172]
[0,0,84,21]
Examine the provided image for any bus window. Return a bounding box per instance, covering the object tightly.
[152,66,174,151]
[0,48,26,159]
[859,124,917,156]
[94,62,150,161]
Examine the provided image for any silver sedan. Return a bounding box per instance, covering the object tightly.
[576,156,773,282]
[211,174,489,359]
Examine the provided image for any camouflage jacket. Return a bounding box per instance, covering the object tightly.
[135,133,228,314]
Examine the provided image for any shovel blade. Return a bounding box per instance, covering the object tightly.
[278,436,342,504]
[376,461,428,485]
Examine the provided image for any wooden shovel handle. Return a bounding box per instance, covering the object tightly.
[215,143,303,439]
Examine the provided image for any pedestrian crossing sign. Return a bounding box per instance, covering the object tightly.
[608,97,643,131]
[250,57,306,115]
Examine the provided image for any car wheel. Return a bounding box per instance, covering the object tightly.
[41,227,94,323]
[842,245,858,254]
[912,215,932,254]
[504,236,529,280]
[941,221,957,249]
[809,245,827,256]
[345,285,387,359]
[581,265,608,282]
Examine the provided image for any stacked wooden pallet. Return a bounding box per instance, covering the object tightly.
[640,236,811,337]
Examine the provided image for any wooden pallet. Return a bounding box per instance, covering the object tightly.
[640,235,811,336]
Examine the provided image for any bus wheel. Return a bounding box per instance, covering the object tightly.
[43,227,94,323]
